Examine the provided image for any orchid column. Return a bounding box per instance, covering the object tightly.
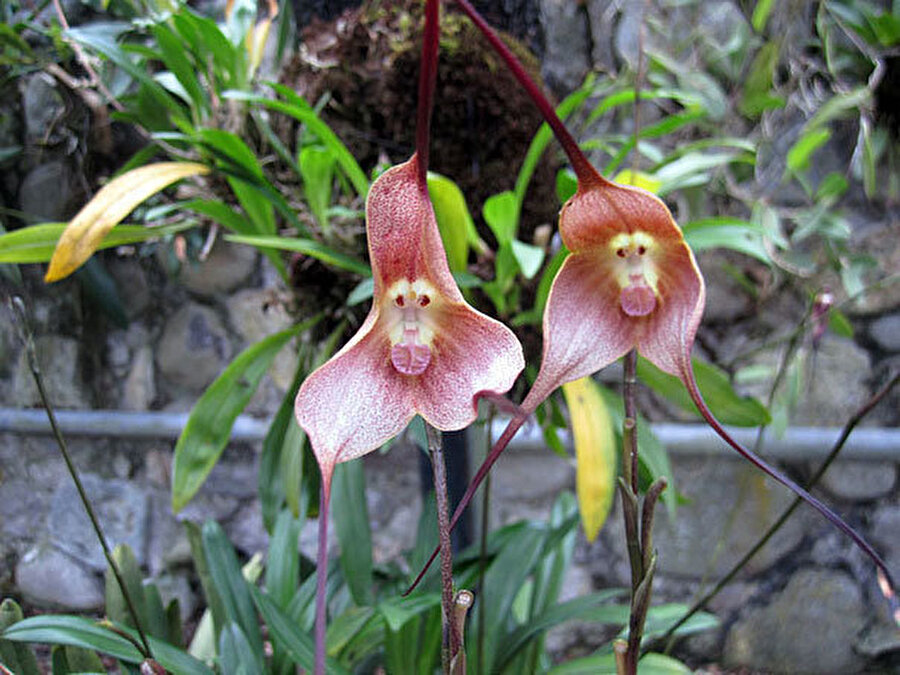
[293,2,524,672]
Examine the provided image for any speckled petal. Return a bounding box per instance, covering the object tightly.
[295,312,416,481]
[522,252,635,411]
[414,303,525,429]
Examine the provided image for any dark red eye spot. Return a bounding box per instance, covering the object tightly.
[637,245,646,255]
[395,295,405,307]
[616,249,626,258]
[418,295,431,307]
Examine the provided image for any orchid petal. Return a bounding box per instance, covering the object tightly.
[295,314,416,479]
[416,303,524,429]
[522,252,634,411]
[296,154,524,479]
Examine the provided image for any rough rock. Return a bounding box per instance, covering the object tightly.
[156,302,232,391]
[539,0,590,94]
[20,72,65,145]
[176,240,257,297]
[11,335,89,408]
[226,500,269,555]
[152,572,199,623]
[868,312,900,352]
[48,474,149,571]
[724,569,866,674]
[585,0,617,73]
[819,460,896,501]
[108,257,152,318]
[18,160,74,222]
[226,287,298,390]
[599,458,813,580]
[122,346,157,410]
[871,504,900,583]
[697,252,752,323]
[15,545,104,610]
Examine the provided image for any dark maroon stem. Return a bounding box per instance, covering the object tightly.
[406,413,528,594]
[314,478,332,675]
[416,0,441,186]
[449,0,601,185]
[681,365,899,608]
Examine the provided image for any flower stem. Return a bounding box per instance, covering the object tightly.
[658,370,900,652]
[415,0,440,187]
[9,297,155,661]
[314,477,332,675]
[426,423,459,673]
[448,0,601,185]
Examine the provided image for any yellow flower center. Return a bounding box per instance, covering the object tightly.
[385,279,437,375]
[609,232,658,317]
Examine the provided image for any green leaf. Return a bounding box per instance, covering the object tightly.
[556,168,578,204]
[152,23,209,116]
[0,220,194,264]
[252,587,351,674]
[682,217,770,263]
[510,240,546,280]
[172,322,313,511]
[331,460,374,606]
[514,76,595,205]
[196,129,276,234]
[266,510,301,610]
[427,172,474,272]
[0,598,41,675]
[786,127,832,173]
[219,623,263,675]
[377,594,441,632]
[807,87,871,129]
[467,523,546,672]
[67,23,182,118]
[751,0,776,32]
[827,308,853,338]
[104,544,148,632]
[224,234,371,277]
[300,146,336,233]
[227,86,369,198]
[325,606,375,657]
[549,651,693,675]
[482,191,519,245]
[201,522,264,668]
[739,41,784,117]
[637,356,771,427]
[494,591,627,670]
[599,386,677,512]
[346,277,375,306]
[2,616,213,675]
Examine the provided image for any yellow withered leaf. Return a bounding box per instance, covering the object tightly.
[562,376,617,542]
[612,168,662,195]
[45,162,209,282]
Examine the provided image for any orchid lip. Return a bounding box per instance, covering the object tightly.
[610,231,659,317]
[386,278,437,376]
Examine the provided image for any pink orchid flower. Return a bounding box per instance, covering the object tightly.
[521,170,703,411]
[406,0,898,615]
[295,153,524,489]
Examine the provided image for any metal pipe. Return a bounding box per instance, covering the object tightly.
[1,408,898,461]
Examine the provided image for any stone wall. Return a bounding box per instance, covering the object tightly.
[2,0,900,672]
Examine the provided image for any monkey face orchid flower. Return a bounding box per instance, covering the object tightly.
[295,155,525,486]
[522,171,703,410]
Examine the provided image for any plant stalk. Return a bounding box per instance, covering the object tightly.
[658,370,900,653]
[314,479,332,675]
[9,297,154,660]
[426,423,459,673]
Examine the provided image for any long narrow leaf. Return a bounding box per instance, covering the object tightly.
[225,87,369,198]
[0,221,194,264]
[45,163,209,281]
[172,320,317,511]
[331,460,374,607]
[224,234,370,276]
[202,522,264,668]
